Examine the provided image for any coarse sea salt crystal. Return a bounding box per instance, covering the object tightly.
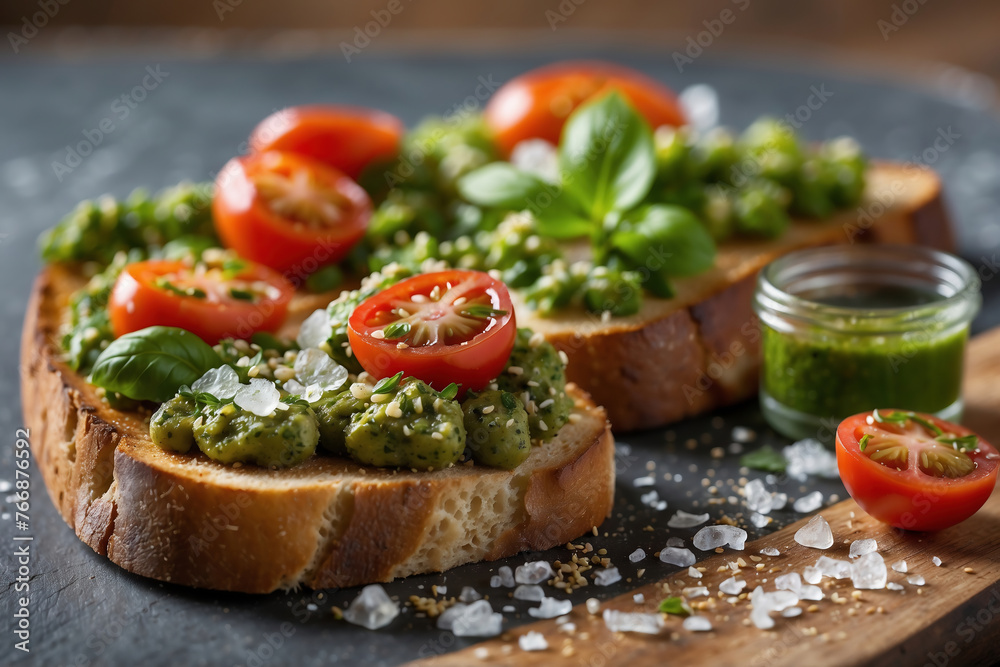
[594,568,622,587]
[519,631,548,652]
[793,490,824,514]
[660,547,697,568]
[294,348,348,391]
[640,490,668,511]
[750,512,770,528]
[586,598,601,615]
[283,378,306,396]
[234,378,281,416]
[459,586,481,602]
[892,560,908,573]
[688,566,703,579]
[633,475,655,487]
[851,552,888,590]
[603,609,664,635]
[907,574,926,586]
[192,365,240,399]
[794,515,834,549]
[760,547,780,557]
[799,585,824,601]
[774,572,802,594]
[297,309,332,349]
[343,585,399,630]
[932,556,943,567]
[749,587,799,630]
[303,383,325,403]
[633,593,645,604]
[719,577,746,595]
[529,597,572,619]
[744,479,774,514]
[802,566,822,584]
[683,586,709,598]
[446,600,504,637]
[514,585,545,601]
[683,616,713,632]
[849,538,878,559]
[629,548,646,563]
[814,556,851,580]
[771,493,788,511]
[732,426,755,443]
[783,439,839,481]
[693,525,747,551]
[515,561,554,585]
[668,510,710,529]
[887,582,905,591]
[782,607,803,618]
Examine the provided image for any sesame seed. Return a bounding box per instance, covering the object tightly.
[482,405,495,414]
[414,397,423,414]
[539,398,554,409]
[506,418,515,428]
[386,402,403,419]
[539,420,548,431]
[431,432,444,441]
[507,366,524,375]
[529,332,545,348]
[371,330,385,340]
[558,351,569,365]
[396,342,409,350]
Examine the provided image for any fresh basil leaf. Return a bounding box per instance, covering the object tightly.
[872,409,911,425]
[457,163,548,209]
[90,326,223,402]
[859,433,871,451]
[438,383,460,401]
[373,371,404,395]
[658,596,691,617]
[558,91,656,221]
[936,434,979,451]
[530,190,594,239]
[613,205,717,277]
[740,445,787,473]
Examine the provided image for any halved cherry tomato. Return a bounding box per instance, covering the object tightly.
[836,410,999,531]
[108,258,294,344]
[347,270,516,393]
[484,60,687,156]
[249,105,404,179]
[213,151,372,276]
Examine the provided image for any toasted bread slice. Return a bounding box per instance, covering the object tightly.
[20,264,615,593]
[514,162,953,431]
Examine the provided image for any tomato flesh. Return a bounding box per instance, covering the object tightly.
[249,105,403,179]
[484,60,687,156]
[836,411,999,531]
[213,151,371,277]
[347,270,516,393]
[108,258,294,344]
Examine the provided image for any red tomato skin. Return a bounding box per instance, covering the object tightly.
[249,105,403,179]
[347,270,517,394]
[108,259,294,344]
[485,60,687,156]
[836,412,999,532]
[212,151,371,277]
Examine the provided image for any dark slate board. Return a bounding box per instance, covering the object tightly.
[1,49,1000,667]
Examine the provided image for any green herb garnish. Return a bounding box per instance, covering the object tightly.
[658,596,691,617]
[462,304,508,319]
[438,383,460,401]
[373,371,404,395]
[740,445,787,473]
[383,321,411,340]
[872,409,944,437]
[229,287,255,301]
[500,391,518,411]
[155,277,206,299]
[858,434,871,452]
[935,434,979,452]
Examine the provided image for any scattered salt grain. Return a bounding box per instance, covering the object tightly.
[633,475,655,487]
[294,348,348,391]
[234,378,281,417]
[783,439,839,481]
[343,585,399,630]
[851,552,888,590]
[683,616,713,632]
[296,309,332,349]
[794,515,834,549]
[503,605,515,613]
[459,586,481,602]
[683,587,709,598]
[491,566,515,588]
[849,538,878,559]
[514,585,545,601]
[515,561,555,585]
[803,566,822,585]
[441,600,503,637]
[932,556,943,567]
[793,490,824,514]
[814,556,851,580]
[760,547,780,557]
[192,365,240,399]
[771,493,788,511]
[749,587,799,629]
[437,586,447,596]
[782,607,803,618]
[719,577,746,595]
[749,512,770,528]
[891,560,908,573]
[744,479,774,514]
[907,574,926,586]
[629,548,646,563]
[594,568,622,586]
[519,631,548,652]
[799,585,824,601]
[668,510,710,529]
[732,426,755,443]
[602,609,664,635]
[586,598,601,615]
[688,566,703,579]
[640,490,668,511]
[529,597,572,619]
[693,525,747,551]
[633,593,645,604]
[887,582,905,591]
[660,547,697,568]
[774,572,802,594]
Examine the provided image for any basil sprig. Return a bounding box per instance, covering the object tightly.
[458,92,716,298]
[90,326,223,402]
[871,410,980,452]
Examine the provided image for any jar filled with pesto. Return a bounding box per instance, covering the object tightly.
[753,245,981,441]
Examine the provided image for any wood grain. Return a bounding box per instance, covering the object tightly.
[411,327,1000,667]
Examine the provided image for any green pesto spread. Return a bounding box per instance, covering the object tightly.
[495,328,574,440]
[462,390,531,470]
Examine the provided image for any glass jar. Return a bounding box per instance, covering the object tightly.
[753,244,981,442]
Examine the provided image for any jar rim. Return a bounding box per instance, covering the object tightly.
[754,244,981,333]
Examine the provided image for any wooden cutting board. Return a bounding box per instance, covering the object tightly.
[410,327,1000,667]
